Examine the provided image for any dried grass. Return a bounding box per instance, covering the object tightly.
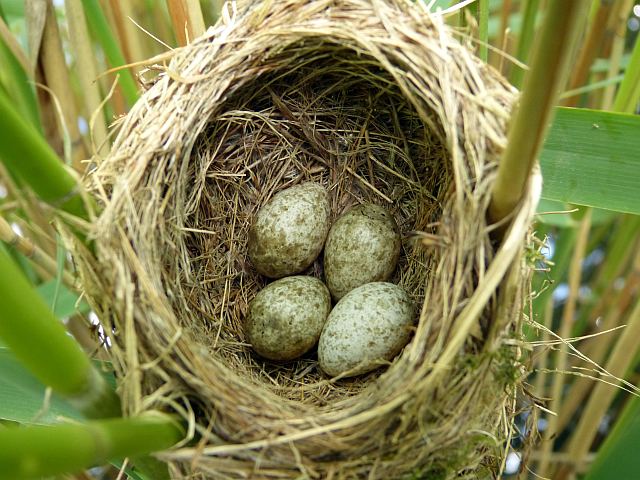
[72,0,541,478]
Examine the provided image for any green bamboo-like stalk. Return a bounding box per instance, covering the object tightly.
[0,413,183,479]
[489,0,591,227]
[612,35,640,113]
[477,0,489,62]
[0,249,119,418]
[0,90,86,219]
[509,0,540,88]
[0,20,41,130]
[82,0,139,106]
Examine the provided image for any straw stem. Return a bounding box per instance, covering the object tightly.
[538,209,591,477]
[64,0,109,156]
[557,295,640,479]
[0,249,120,418]
[39,0,87,170]
[0,214,75,287]
[166,0,205,46]
[0,412,183,480]
[601,0,633,109]
[564,1,615,107]
[82,0,139,106]
[489,0,590,227]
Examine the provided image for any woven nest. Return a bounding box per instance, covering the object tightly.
[75,0,542,478]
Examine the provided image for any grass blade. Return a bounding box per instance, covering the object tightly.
[539,107,640,215]
[584,395,640,480]
[0,347,82,424]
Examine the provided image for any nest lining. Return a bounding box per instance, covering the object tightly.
[75,1,540,478]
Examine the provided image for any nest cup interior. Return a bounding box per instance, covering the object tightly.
[184,42,448,399]
[83,1,533,477]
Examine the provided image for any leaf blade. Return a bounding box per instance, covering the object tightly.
[540,107,640,215]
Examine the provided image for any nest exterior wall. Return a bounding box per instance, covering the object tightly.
[75,1,540,478]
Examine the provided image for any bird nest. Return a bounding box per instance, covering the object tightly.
[74,0,541,478]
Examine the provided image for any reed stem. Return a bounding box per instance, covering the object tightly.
[0,412,183,479]
[489,0,591,227]
[82,0,139,106]
[538,209,591,477]
[167,0,205,46]
[557,295,640,478]
[564,0,615,107]
[0,90,86,219]
[0,249,120,418]
[64,0,110,156]
[612,35,640,113]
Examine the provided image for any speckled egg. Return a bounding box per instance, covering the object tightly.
[324,203,401,300]
[248,183,331,279]
[246,276,332,361]
[318,282,415,377]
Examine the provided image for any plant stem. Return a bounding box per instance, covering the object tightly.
[64,0,110,156]
[82,0,139,106]
[166,0,205,46]
[40,0,87,171]
[612,34,640,113]
[538,209,591,477]
[564,0,616,107]
[0,249,120,418]
[0,89,86,219]
[509,0,540,88]
[0,214,75,287]
[489,0,591,227]
[556,294,640,479]
[602,0,632,109]
[477,0,489,62]
[0,412,183,479]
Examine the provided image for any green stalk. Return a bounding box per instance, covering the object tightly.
[477,0,489,62]
[0,25,41,130]
[0,249,119,418]
[82,0,139,106]
[0,413,183,479]
[509,0,541,88]
[612,36,640,113]
[0,90,86,219]
[489,0,591,227]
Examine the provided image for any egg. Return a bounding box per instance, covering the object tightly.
[324,203,401,300]
[246,276,332,361]
[248,182,331,279]
[318,282,414,377]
